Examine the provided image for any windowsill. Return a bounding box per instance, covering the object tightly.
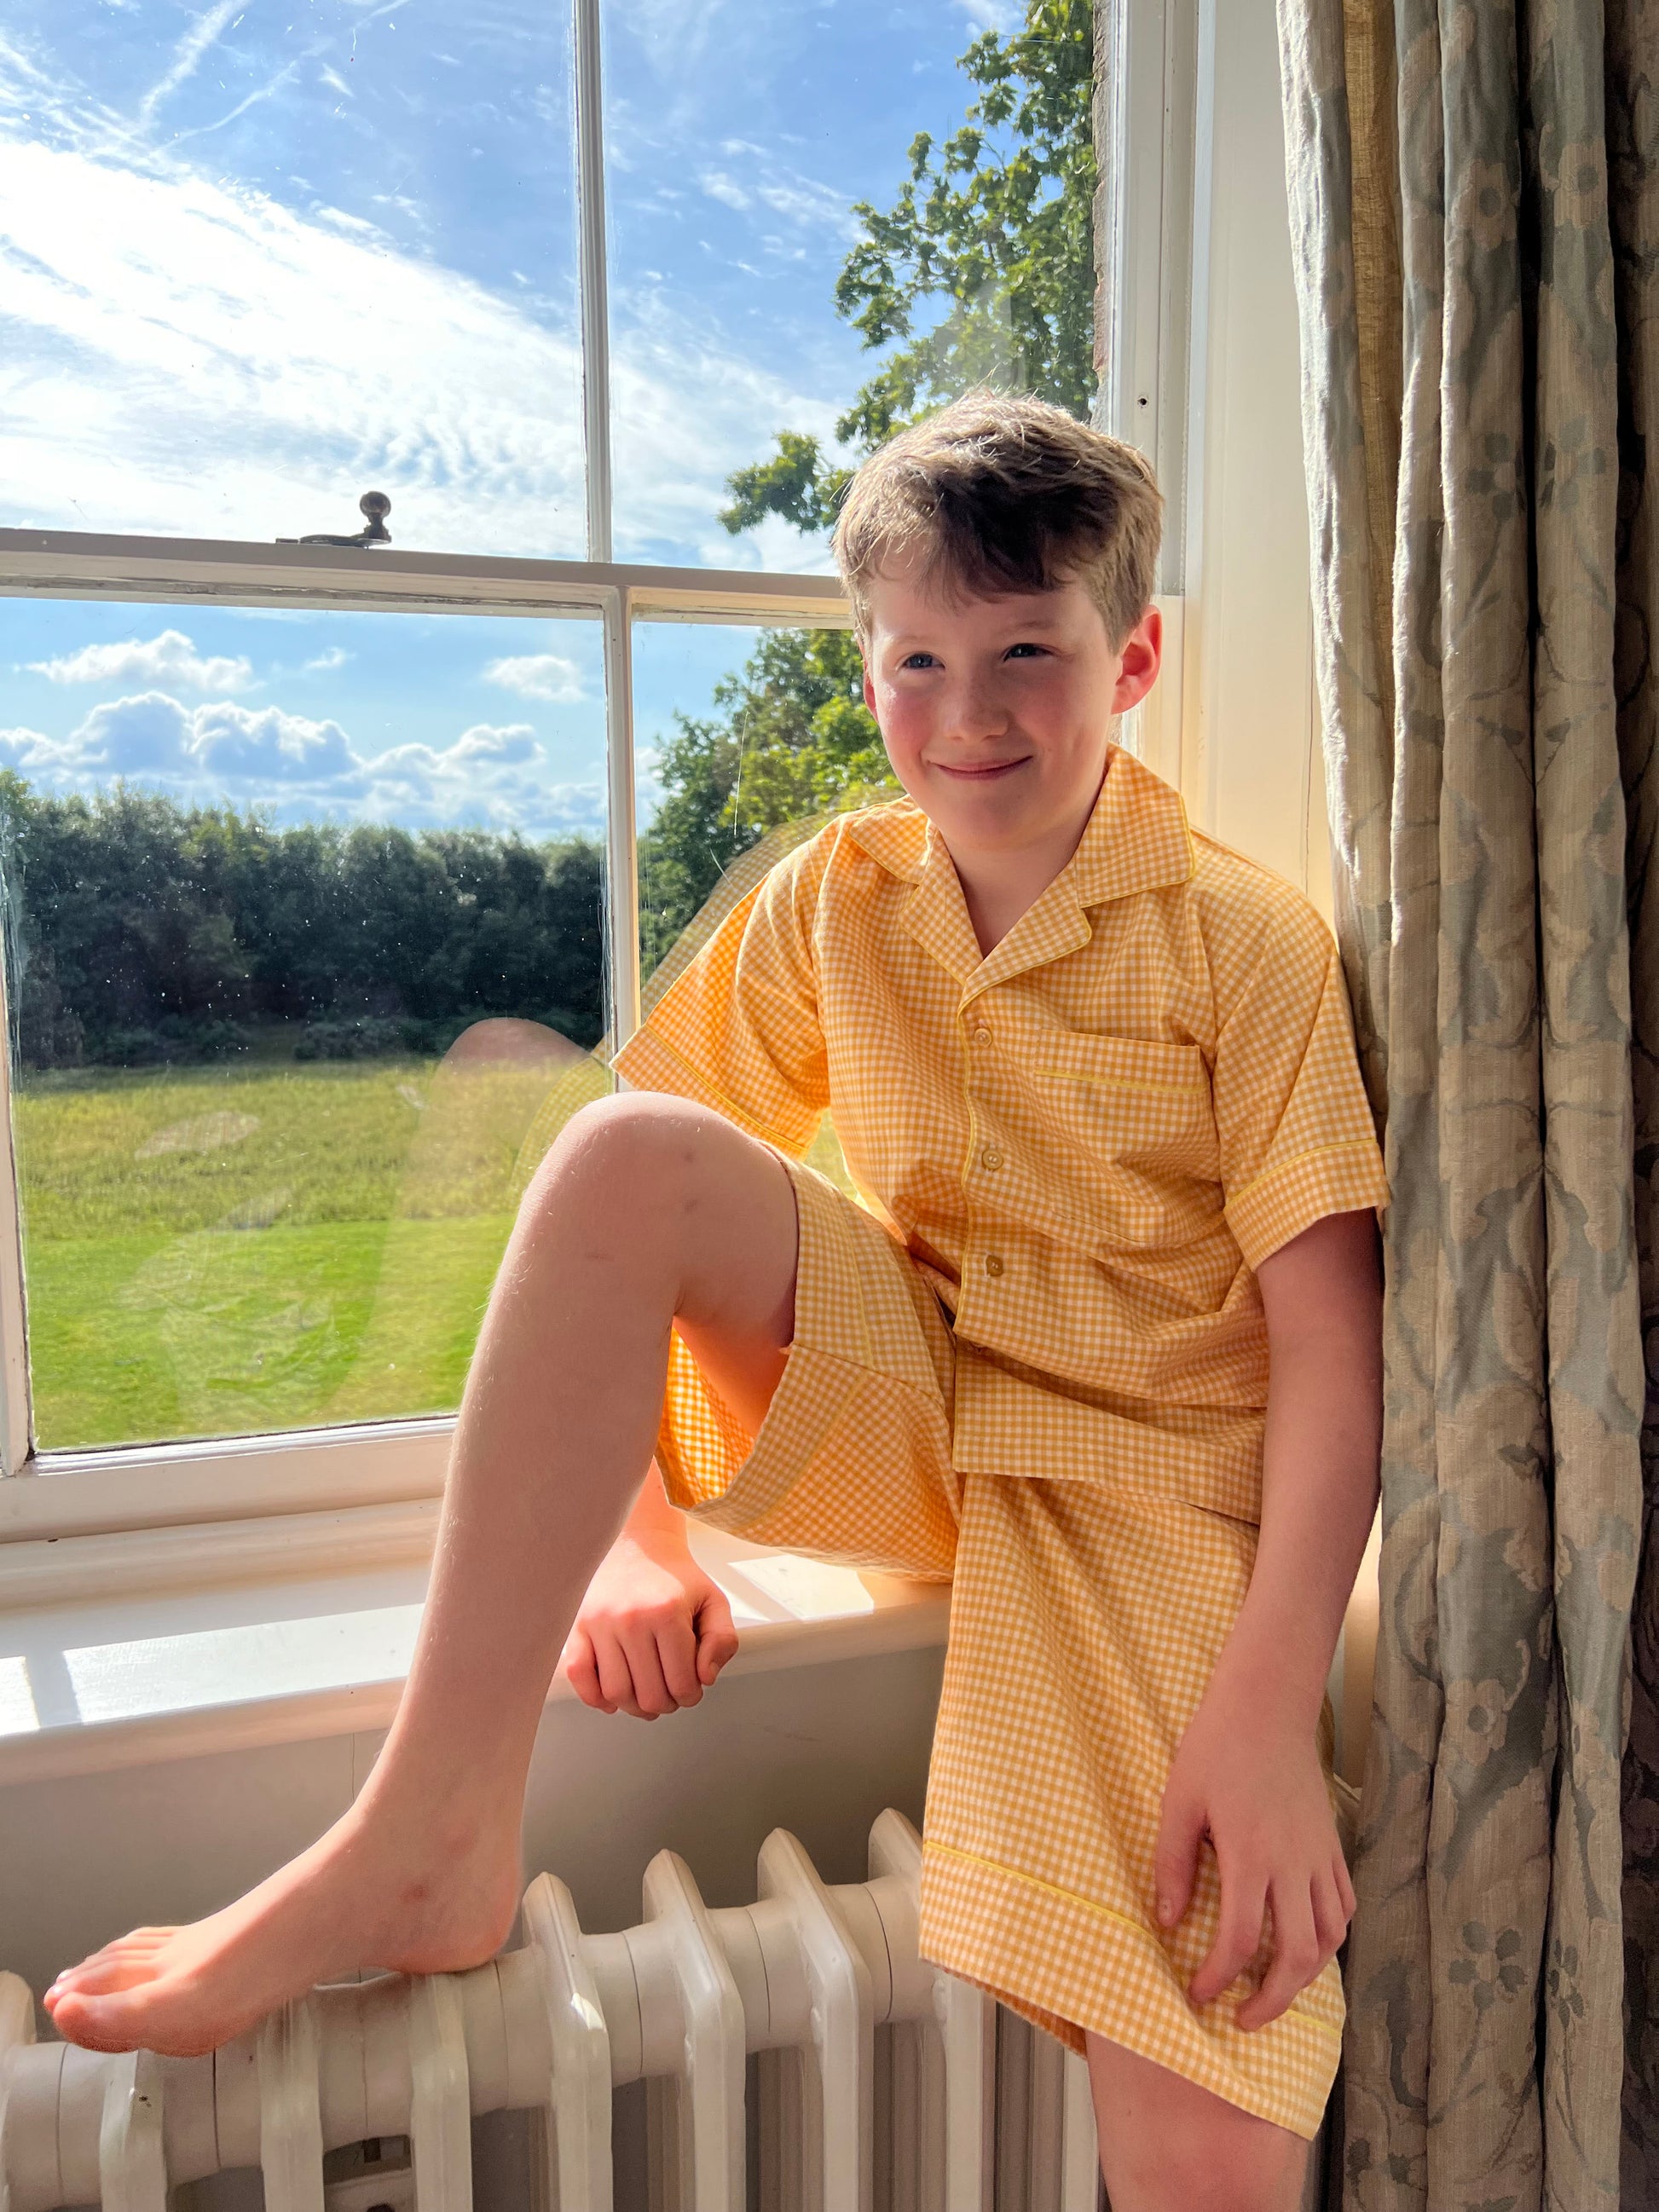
[0,1524,951,1787]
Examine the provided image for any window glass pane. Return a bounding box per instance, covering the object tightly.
[1,3,584,555]
[0,601,609,1451]
[603,0,1096,569]
[633,616,892,1196]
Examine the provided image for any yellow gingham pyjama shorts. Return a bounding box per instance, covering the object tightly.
[652,1153,1345,2142]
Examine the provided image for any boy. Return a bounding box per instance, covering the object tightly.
[44,395,1385,2212]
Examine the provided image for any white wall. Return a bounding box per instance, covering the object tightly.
[1179,0,1334,925]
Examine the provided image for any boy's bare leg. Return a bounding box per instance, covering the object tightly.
[1086,2033,1311,2212]
[43,1095,799,2057]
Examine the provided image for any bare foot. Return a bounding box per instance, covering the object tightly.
[41,1799,521,2056]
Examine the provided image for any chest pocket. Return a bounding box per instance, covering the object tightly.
[1027,1031,1219,1244]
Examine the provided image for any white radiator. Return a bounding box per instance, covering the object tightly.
[0,1810,1101,2212]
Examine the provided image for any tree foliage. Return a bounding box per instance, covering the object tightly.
[2,7,1099,1063]
[0,777,606,1070]
[662,1,1097,969]
[720,0,1096,537]
[637,628,893,973]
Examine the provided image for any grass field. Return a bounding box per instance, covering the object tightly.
[13,1041,610,1449]
[14,1043,853,1453]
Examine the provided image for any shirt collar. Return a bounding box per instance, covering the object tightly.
[839,744,1194,906]
[1066,743,1196,904]
[841,800,928,881]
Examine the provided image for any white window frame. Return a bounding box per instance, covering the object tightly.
[0,0,1198,1572]
[0,544,850,1543]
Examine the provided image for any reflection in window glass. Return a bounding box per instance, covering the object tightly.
[603,0,1097,569]
[0,3,584,554]
[633,620,893,979]
[0,603,610,1449]
[632,617,893,1198]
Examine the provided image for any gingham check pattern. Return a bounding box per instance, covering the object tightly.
[614,745,1386,2138]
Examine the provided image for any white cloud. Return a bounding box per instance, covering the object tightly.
[959,0,1021,29]
[60,692,356,783]
[6,688,603,839]
[695,145,853,239]
[754,176,854,233]
[483,652,585,702]
[303,646,350,673]
[699,170,750,212]
[0,35,855,573]
[0,725,86,770]
[139,0,243,123]
[607,0,737,76]
[26,628,257,691]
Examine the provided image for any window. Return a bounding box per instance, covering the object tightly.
[0,0,1129,1528]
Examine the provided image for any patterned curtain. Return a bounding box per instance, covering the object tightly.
[1274,0,1659,2204]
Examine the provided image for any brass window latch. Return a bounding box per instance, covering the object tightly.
[277,490,391,548]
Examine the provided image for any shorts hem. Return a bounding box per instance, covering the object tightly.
[674,1341,950,1568]
[919,1839,1340,2142]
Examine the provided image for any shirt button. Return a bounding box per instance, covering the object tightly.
[984,1254,1004,1277]
[972,1023,992,1046]
[981,1146,1003,1170]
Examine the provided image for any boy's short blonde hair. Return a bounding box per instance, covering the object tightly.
[832,391,1162,648]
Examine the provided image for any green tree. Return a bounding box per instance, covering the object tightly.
[639,0,1098,970]
[720,0,1096,538]
[0,775,606,1069]
[638,629,892,973]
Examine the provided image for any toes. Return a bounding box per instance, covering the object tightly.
[45,1990,149,2054]
[49,1932,176,1993]
[51,1955,167,2000]
[52,1984,221,2061]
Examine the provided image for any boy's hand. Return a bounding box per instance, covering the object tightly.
[1152,1666,1355,2030]
[558,1529,740,1719]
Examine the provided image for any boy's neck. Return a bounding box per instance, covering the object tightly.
[943,764,1110,958]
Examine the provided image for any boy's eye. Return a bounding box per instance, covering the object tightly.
[1005,642,1048,659]
[899,652,939,670]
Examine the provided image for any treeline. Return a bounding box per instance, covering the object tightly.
[637,627,891,973]
[0,629,891,1077]
[0,776,605,1071]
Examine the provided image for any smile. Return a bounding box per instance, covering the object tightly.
[931,757,1031,781]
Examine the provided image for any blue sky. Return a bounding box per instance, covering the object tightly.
[0,598,772,840]
[0,0,999,831]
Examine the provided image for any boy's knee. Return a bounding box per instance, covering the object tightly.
[1129,2132,1307,2212]
[1088,2036,1309,2212]
[529,1092,759,1239]
[540,1091,702,1199]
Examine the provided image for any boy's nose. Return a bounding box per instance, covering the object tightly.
[939,681,1009,743]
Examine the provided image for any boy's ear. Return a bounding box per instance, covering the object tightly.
[1110,605,1162,717]
[863,667,878,718]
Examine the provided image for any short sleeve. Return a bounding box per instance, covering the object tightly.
[611,840,829,1157]
[1211,894,1389,1269]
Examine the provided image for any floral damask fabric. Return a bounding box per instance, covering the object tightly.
[1275,0,1659,2203]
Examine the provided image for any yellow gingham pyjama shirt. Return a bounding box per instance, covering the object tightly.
[614,744,1389,2137]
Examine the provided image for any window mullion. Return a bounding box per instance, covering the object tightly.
[603,584,640,1049]
[574,0,614,566]
[0,933,31,1476]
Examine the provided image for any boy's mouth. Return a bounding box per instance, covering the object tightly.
[930,755,1031,782]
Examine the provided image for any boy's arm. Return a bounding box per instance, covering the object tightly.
[557,1464,741,1720]
[1153,1205,1383,2028]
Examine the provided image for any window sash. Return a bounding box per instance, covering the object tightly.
[0,0,1187,1533]
[0,528,850,1503]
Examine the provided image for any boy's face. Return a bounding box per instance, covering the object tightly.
[860,563,1161,866]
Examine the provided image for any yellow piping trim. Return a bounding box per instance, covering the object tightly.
[923,1840,1344,2044]
[1226,1136,1383,1210]
[1038,1068,1209,1098]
